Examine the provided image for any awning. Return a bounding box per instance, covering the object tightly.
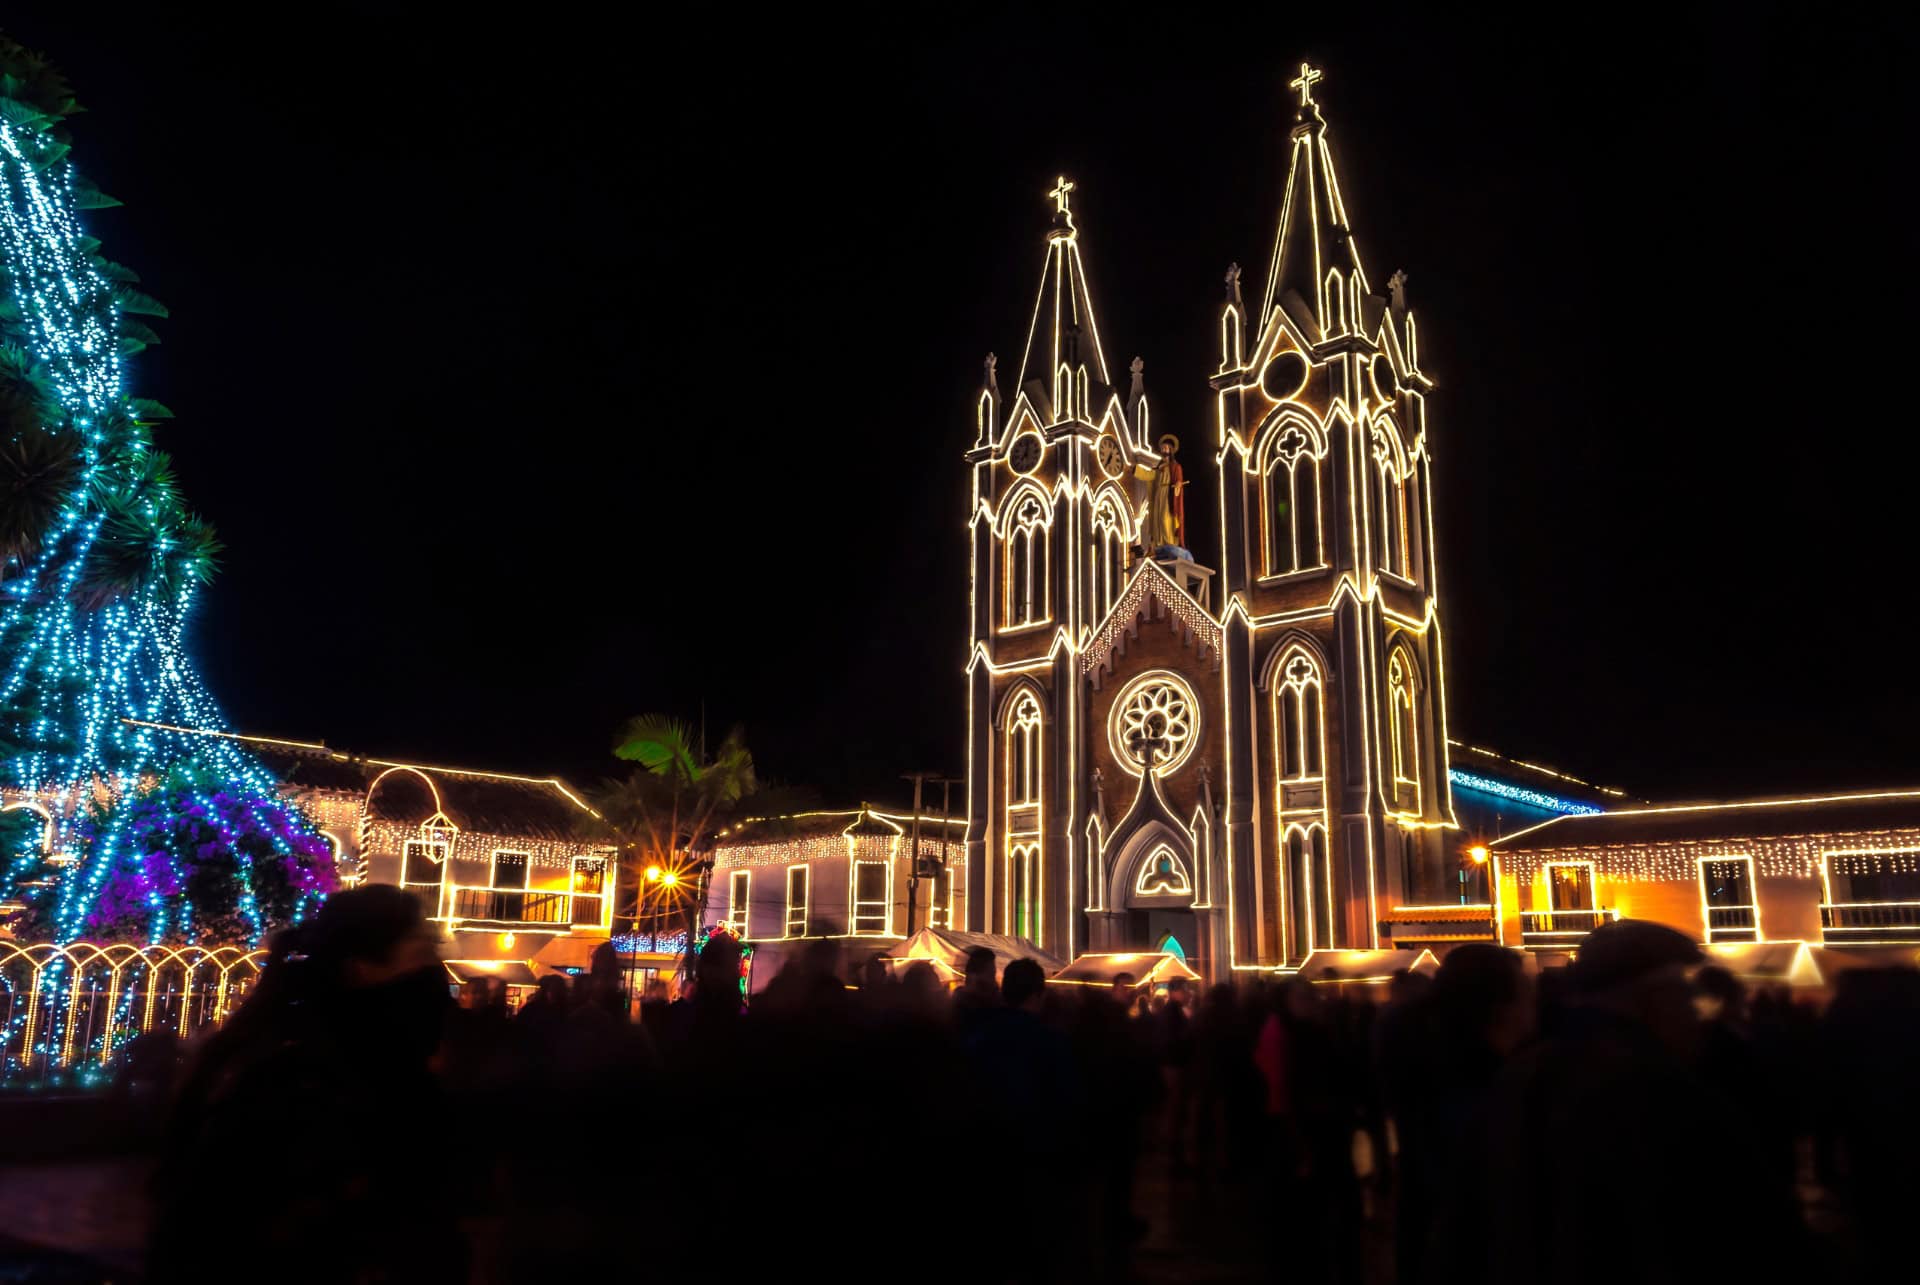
[1050,952,1202,986]
[1295,948,1439,983]
[444,959,540,987]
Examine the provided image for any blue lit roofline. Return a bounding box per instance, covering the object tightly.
[1448,769,1604,817]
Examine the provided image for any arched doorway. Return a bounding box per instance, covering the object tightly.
[1115,836,1197,954]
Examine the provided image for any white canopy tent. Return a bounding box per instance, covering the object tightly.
[881,927,1064,981]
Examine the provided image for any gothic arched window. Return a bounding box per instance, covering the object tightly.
[1003,492,1049,627]
[1371,424,1409,579]
[1276,651,1325,781]
[1284,822,1331,957]
[1006,691,1042,807]
[1389,651,1419,794]
[1325,270,1347,337]
[1008,842,1039,940]
[1091,493,1130,624]
[1263,422,1323,576]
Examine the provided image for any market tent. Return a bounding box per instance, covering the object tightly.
[1050,951,1202,987]
[1295,948,1439,983]
[883,927,1064,979]
[1703,941,1824,988]
[444,959,541,987]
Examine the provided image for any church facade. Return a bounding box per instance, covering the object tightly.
[963,68,1459,979]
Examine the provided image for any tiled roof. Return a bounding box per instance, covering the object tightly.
[123,722,601,842]
[1491,789,1920,852]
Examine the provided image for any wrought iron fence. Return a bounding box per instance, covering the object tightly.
[0,942,265,1087]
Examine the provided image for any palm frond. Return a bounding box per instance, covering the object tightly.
[612,714,700,781]
[0,426,83,565]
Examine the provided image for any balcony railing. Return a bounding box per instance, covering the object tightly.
[430,883,607,932]
[1705,905,1758,941]
[1519,907,1617,943]
[1821,901,1920,943]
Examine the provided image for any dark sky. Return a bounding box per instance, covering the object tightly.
[9,7,1915,804]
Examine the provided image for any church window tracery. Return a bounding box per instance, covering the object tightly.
[1007,691,1042,807]
[1092,493,1130,623]
[1371,423,1410,579]
[1263,422,1324,577]
[1107,672,1199,776]
[1277,651,1325,781]
[1135,845,1193,897]
[1003,492,1050,627]
[1389,651,1419,796]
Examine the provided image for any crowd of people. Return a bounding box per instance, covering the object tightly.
[137,886,1920,1284]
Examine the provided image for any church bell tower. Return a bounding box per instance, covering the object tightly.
[962,66,1459,974]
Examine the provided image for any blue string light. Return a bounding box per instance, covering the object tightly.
[1448,768,1604,817]
[0,110,332,1078]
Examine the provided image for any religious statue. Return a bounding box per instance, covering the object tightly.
[1136,433,1189,559]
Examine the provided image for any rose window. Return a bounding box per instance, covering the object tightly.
[1107,673,1200,775]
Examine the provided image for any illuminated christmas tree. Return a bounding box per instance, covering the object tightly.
[0,37,334,962]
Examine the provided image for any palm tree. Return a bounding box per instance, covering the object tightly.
[588,715,808,964]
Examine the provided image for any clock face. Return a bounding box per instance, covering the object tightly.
[1097,434,1124,478]
[1008,434,1042,474]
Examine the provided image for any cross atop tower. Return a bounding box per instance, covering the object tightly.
[1049,175,1076,217]
[1290,61,1323,108]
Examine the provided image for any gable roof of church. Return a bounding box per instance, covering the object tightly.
[1082,558,1222,679]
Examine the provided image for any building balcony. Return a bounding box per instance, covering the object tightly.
[1518,907,1618,947]
[1705,905,1759,943]
[1820,901,1920,945]
[431,883,608,934]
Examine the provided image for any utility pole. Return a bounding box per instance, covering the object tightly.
[936,776,963,928]
[901,771,938,937]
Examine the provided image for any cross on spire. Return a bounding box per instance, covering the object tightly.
[1049,175,1075,215]
[1290,61,1323,108]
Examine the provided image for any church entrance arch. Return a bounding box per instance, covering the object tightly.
[1105,825,1199,955]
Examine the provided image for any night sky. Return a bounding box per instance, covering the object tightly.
[8,9,1914,805]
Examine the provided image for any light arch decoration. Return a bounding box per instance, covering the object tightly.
[1,800,55,857]
[996,481,1053,629]
[1107,671,1200,777]
[1257,415,1326,577]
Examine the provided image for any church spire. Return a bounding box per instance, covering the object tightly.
[1259,63,1371,345]
[1014,175,1112,423]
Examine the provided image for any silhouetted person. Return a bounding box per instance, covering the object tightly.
[1818,965,1920,1282]
[1194,983,1261,1177]
[149,886,457,1284]
[1075,969,1157,1274]
[964,958,1075,1282]
[1430,920,1802,1285]
[1379,945,1527,1285]
[953,945,1000,1035]
[1257,978,1363,1285]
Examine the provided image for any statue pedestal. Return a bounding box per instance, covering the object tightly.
[1153,555,1215,609]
